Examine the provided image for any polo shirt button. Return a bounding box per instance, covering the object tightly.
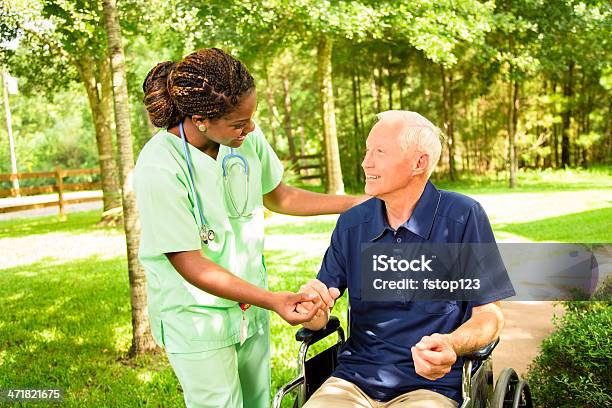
[396,237,402,243]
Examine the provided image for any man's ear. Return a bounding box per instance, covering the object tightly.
[413,153,429,176]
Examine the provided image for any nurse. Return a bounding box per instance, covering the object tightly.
[134,48,362,408]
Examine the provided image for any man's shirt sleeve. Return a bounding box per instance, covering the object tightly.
[462,202,516,306]
[317,225,349,295]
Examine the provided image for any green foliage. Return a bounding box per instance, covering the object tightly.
[525,303,612,408]
[1,0,611,187]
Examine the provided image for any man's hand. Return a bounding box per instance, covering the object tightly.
[411,333,457,381]
[270,291,321,326]
[298,279,340,311]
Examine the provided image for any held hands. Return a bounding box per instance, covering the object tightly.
[411,333,457,381]
[297,279,340,329]
[271,291,321,326]
[295,279,340,317]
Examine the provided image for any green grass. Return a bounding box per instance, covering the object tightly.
[498,207,612,242]
[0,256,183,407]
[432,166,611,195]
[1,169,611,406]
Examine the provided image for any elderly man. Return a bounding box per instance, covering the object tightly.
[297,111,515,408]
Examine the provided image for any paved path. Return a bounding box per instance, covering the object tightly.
[493,301,564,380]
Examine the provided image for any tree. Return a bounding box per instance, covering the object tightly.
[3,0,122,223]
[101,0,157,355]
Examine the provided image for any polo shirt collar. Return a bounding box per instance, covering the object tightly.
[368,181,441,241]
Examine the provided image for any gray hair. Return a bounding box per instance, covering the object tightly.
[376,110,442,177]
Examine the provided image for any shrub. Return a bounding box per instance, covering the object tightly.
[525,299,612,408]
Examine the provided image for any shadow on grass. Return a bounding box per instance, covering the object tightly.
[265,248,348,407]
[0,210,120,239]
[498,207,612,242]
[0,256,182,407]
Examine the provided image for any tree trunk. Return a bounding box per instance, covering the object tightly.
[317,36,344,194]
[440,65,456,181]
[371,68,381,113]
[356,71,365,148]
[77,56,122,221]
[263,64,279,151]
[508,80,519,188]
[281,71,297,164]
[352,71,363,184]
[561,61,574,167]
[398,72,405,110]
[387,50,393,110]
[102,0,157,356]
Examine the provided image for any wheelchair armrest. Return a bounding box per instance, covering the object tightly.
[463,338,499,362]
[295,315,341,345]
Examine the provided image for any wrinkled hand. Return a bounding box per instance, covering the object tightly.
[411,333,457,381]
[295,280,340,323]
[271,291,321,326]
[298,279,340,310]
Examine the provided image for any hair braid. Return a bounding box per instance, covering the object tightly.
[142,48,255,129]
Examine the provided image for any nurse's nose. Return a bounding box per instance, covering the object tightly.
[243,120,255,135]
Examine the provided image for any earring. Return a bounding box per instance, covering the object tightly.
[198,124,207,132]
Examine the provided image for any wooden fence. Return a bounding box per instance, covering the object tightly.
[295,153,325,183]
[0,167,102,216]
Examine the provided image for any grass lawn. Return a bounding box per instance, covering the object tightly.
[1,170,611,406]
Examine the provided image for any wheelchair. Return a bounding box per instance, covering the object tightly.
[274,314,533,408]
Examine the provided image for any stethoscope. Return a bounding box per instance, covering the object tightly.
[179,121,250,246]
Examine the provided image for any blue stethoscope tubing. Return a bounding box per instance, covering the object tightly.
[179,121,215,244]
[178,121,251,244]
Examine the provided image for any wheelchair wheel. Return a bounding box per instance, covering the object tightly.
[511,380,533,408]
[491,367,519,408]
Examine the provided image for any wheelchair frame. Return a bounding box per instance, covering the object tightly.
[274,313,532,408]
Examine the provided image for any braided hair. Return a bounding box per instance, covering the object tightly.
[143,48,255,129]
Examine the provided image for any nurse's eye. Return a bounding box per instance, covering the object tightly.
[233,123,246,130]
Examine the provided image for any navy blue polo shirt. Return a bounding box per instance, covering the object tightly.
[317,181,515,404]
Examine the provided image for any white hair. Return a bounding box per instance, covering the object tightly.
[376,110,442,177]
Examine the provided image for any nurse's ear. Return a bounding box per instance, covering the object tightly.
[191,115,210,133]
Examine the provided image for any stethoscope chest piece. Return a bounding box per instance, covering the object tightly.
[200,226,216,245]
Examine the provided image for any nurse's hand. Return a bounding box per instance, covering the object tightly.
[271,291,322,326]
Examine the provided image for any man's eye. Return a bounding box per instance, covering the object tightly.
[233,124,246,129]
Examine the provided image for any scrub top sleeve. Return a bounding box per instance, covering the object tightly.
[251,124,284,194]
[317,226,348,296]
[134,165,201,255]
[462,203,515,306]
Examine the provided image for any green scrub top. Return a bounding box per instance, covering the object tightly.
[134,123,283,353]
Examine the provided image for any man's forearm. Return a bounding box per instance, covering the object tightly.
[447,302,504,356]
